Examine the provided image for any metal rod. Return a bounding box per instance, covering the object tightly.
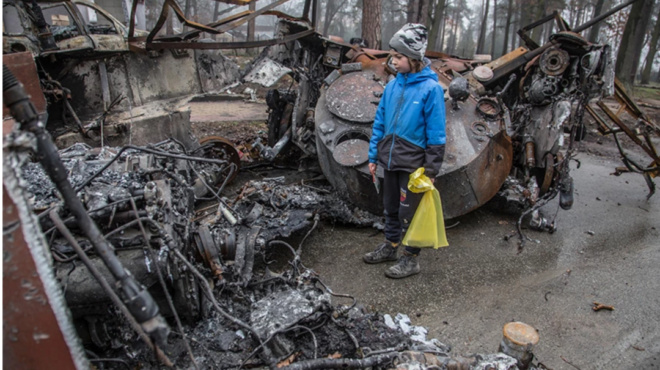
[573,0,640,33]
[74,144,228,193]
[128,0,138,38]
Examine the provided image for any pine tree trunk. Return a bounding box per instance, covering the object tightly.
[439,9,446,50]
[183,0,191,32]
[477,0,489,54]
[247,1,256,54]
[517,0,529,48]
[418,0,429,24]
[323,0,333,35]
[428,0,446,51]
[406,0,430,24]
[491,0,498,57]
[449,6,459,53]
[502,0,513,55]
[512,0,520,48]
[615,0,655,92]
[248,2,256,42]
[362,0,382,49]
[384,1,396,41]
[641,7,660,85]
[530,0,546,44]
[408,0,418,23]
[323,0,347,36]
[587,0,606,42]
[575,6,583,28]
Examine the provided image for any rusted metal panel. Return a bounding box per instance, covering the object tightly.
[486,47,529,70]
[89,34,128,52]
[3,36,41,56]
[2,186,81,369]
[2,52,47,119]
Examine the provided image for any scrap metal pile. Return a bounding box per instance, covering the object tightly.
[4,51,525,368]
[4,0,657,367]
[252,3,658,248]
[7,135,527,368]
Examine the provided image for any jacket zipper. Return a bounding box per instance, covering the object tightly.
[388,75,407,169]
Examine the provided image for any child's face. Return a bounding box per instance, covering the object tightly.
[389,50,411,74]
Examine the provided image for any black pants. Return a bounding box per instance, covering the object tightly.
[382,169,423,255]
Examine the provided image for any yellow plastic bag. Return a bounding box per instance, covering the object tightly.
[402,168,449,249]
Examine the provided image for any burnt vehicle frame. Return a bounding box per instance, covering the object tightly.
[250,0,658,243]
[5,73,516,368]
[3,0,138,56]
[3,2,461,369]
[3,0,658,368]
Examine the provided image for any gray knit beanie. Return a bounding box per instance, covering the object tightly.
[388,23,428,61]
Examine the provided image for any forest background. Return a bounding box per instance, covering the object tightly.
[136,0,659,94]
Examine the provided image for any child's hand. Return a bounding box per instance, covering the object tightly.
[369,163,377,178]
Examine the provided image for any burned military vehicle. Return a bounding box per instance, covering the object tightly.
[3,2,520,367]
[5,66,528,369]
[255,1,658,239]
[3,0,241,150]
[4,0,658,367]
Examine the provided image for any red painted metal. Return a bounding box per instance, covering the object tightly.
[2,52,47,124]
[3,187,78,369]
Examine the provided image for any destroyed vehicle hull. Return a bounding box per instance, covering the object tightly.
[314,61,512,219]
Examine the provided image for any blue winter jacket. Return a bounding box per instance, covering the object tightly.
[368,61,447,176]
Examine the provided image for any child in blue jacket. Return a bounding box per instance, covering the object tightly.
[364,23,446,279]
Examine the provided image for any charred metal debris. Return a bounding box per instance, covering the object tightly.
[5,0,656,246]
[243,0,658,250]
[3,0,659,368]
[5,54,540,368]
[5,118,516,369]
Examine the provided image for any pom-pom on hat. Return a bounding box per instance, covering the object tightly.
[388,23,428,61]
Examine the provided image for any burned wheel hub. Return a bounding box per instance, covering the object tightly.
[196,136,241,184]
[476,98,501,119]
[540,48,570,76]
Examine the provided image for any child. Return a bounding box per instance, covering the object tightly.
[364,23,446,279]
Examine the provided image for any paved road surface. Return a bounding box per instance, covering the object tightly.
[300,153,659,370]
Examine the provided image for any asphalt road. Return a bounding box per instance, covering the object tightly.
[299,152,660,370]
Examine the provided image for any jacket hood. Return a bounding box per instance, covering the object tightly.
[395,58,437,85]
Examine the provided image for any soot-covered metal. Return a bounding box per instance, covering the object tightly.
[5,134,524,368]
[5,0,657,368]
[256,3,658,250]
[4,52,527,365]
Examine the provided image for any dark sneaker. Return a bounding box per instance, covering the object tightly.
[363,242,398,264]
[385,253,420,279]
